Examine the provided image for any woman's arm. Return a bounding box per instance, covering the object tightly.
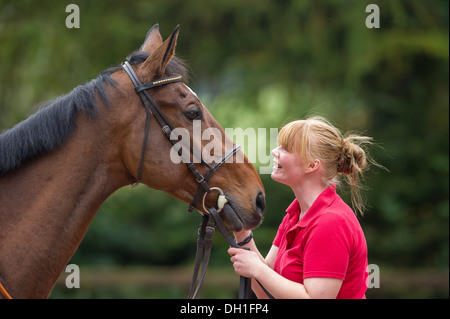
[229,247,343,299]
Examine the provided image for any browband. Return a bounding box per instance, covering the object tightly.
[135,76,183,93]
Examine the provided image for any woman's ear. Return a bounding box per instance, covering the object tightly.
[306,159,321,173]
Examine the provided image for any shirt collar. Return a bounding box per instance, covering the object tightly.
[285,185,338,228]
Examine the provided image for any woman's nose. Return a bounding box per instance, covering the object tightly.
[271,146,280,157]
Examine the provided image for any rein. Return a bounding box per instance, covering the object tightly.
[0,281,12,299]
[188,207,252,299]
[190,206,275,299]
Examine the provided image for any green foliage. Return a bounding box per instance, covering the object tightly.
[1,0,448,298]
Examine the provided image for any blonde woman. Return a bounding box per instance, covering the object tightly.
[229,116,379,299]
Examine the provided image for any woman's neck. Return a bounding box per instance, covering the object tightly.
[291,181,328,221]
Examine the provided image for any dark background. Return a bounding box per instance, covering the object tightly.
[0,0,448,298]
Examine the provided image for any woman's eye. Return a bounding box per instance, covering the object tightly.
[185,108,202,120]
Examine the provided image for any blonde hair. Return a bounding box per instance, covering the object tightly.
[278,116,377,216]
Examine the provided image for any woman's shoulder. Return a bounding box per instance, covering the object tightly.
[312,202,359,231]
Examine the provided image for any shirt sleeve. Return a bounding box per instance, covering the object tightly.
[273,213,290,247]
[302,213,352,280]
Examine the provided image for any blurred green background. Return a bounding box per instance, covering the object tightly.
[0,0,448,298]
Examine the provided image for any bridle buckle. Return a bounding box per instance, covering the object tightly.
[161,125,171,136]
[196,175,205,183]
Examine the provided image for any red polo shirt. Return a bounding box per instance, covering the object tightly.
[273,185,368,299]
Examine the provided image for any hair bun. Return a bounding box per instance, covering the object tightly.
[337,137,367,175]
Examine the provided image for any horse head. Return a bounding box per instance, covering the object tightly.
[113,25,265,231]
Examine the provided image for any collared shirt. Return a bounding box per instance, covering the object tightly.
[273,185,368,299]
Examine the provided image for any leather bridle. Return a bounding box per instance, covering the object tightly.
[121,61,253,299]
[122,61,240,211]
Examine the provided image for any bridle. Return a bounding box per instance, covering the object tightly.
[122,61,240,211]
[121,61,252,299]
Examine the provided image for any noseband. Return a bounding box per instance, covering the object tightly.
[121,61,253,298]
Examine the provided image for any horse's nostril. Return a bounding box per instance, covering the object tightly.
[255,191,266,215]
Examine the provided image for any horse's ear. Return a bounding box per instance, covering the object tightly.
[142,25,180,77]
[140,24,163,52]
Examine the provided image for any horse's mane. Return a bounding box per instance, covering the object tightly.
[0,52,188,176]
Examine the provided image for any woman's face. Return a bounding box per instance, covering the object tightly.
[271,145,308,187]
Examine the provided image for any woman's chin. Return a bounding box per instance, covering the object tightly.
[271,168,282,181]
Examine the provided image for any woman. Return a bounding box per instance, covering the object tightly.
[229,116,378,299]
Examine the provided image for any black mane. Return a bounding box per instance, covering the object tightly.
[0,52,188,175]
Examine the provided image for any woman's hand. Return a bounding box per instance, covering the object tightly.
[228,247,264,279]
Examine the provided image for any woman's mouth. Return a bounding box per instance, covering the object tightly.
[273,160,282,169]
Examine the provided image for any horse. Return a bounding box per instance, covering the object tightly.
[0,24,265,299]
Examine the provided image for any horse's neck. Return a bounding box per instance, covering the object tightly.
[0,114,127,298]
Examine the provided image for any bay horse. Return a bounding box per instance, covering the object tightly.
[0,24,265,298]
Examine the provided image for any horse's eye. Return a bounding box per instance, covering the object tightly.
[185,108,202,121]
